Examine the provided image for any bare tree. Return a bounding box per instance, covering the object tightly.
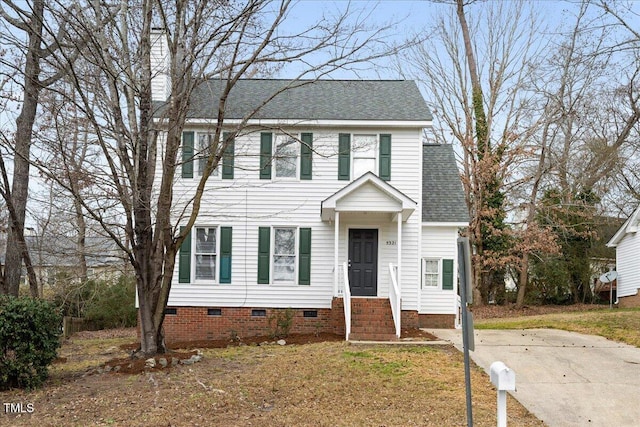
[405,0,547,304]
[32,0,405,356]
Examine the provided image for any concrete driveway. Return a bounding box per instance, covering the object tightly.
[429,328,640,427]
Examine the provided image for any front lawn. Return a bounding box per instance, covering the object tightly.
[0,329,541,426]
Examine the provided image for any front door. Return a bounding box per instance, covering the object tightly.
[348,229,378,296]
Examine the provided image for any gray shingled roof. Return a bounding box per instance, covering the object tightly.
[422,144,469,223]
[177,79,432,121]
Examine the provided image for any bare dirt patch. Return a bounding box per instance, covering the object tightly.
[472,303,609,320]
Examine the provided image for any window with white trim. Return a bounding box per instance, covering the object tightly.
[422,258,440,288]
[273,227,296,282]
[195,227,217,280]
[275,134,298,178]
[197,133,219,177]
[352,134,377,178]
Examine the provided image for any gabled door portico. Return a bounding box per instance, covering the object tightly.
[320,172,417,298]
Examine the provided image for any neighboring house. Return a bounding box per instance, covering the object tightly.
[152,42,468,344]
[28,235,126,287]
[607,205,640,307]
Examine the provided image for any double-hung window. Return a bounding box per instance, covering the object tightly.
[195,227,217,280]
[422,259,439,288]
[275,135,298,178]
[338,133,391,181]
[198,134,219,177]
[257,227,312,285]
[178,225,233,284]
[181,131,234,179]
[260,132,313,180]
[421,258,454,290]
[273,227,296,282]
[352,134,377,178]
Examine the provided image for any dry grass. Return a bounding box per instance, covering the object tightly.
[0,332,542,426]
[476,307,640,347]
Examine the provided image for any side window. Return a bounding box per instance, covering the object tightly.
[422,258,440,288]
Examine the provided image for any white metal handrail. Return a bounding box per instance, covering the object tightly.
[342,262,351,341]
[389,263,401,338]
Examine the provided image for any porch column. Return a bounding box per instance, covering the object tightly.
[334,211,340,296]
[397,211,402,288]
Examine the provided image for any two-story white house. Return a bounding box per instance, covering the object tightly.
[154,76,469,342]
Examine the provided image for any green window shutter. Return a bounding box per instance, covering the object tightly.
[182,131,194,179]
[257,227,270,284]
[298,228,311,285]
[300,133,313,180]
[338,133,350,180]
[442,259,454,290]
[178,227,191,283]
[219,227,232,283]
[222,132,234,179]
[260,132,272,179]
[379,134,391,181]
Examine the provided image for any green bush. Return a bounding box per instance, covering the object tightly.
[0,296,62,390]
[84,275,137,329]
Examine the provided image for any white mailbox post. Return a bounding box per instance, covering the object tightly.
[490,361,516,427]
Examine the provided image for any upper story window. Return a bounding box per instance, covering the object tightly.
[260,132,313,180]
[338,133,391,181]
[275,135,298,178]
[198,134,219,177]
[352,134,377,178]
[181,131,234,179]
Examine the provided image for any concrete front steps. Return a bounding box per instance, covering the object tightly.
[349,297,398,341]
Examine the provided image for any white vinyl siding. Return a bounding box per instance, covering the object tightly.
[420,225,459,314]
[617,232,640,298]
[164,127,424,310]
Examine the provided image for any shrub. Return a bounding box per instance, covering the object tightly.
[84,275,137,329]
[267,308,295,339]
[0,296,62,390]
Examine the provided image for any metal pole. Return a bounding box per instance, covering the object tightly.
[497,390,507,427]
[458,242,473,427]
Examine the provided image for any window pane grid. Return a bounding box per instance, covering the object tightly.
[423,259,439,288]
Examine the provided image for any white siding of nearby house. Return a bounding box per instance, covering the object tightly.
[163,126,424,310]
[617,232,640,298]
[419,225,460,314]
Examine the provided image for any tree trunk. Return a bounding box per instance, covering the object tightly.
[3,0,44,296]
